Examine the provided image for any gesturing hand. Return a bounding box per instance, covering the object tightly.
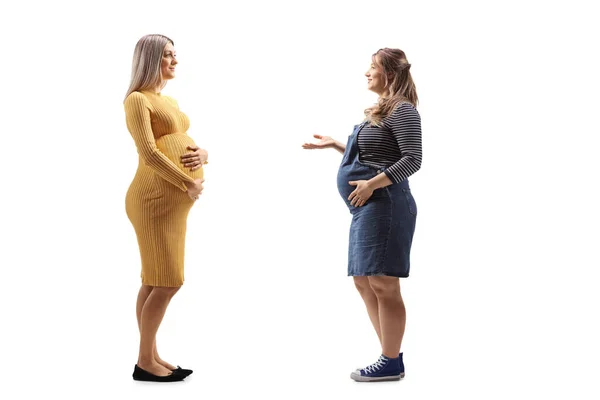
[302,134,335,149]
[348,180,374,207]
[181,146,208,171]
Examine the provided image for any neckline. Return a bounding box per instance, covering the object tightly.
[141,90,161,96]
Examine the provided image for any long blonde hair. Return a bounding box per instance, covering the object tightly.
[364,48,418,126]
[124,34,173,102]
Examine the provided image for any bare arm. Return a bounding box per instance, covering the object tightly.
[366,172,394,190]
[302,134,346,155]
[331,140,346,154]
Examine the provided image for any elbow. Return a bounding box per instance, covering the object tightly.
[414,157,422,172]
[139,148,162,167]
[407,154,422,173]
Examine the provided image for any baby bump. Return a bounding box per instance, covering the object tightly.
[156,133,204,180]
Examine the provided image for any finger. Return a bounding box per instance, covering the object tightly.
[187,145,199,151]
[348,190,356,201]
[348,181,357,186]
[313,134,323,139]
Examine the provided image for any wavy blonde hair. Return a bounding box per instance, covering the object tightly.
[364,48,418,126]
[124,34,173,102]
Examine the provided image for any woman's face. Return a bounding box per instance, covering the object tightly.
[161,42,178,80]
[365,58,386,95]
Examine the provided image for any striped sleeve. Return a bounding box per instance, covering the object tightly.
[383,103,423,184]
[124,92,194,191]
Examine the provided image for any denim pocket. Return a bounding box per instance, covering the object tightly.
[402,188,417,216]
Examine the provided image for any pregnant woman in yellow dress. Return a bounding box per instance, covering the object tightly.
[123,34,207,382]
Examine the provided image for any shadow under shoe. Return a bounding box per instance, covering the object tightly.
[132,364,186,382]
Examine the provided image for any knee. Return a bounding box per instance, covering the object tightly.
[354,277,373,294]
[151,286,180,299]
[368,278,400,298]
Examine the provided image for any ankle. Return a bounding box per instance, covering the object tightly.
[138,357,156,367]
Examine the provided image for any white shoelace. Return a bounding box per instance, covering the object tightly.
[362,355,388,374]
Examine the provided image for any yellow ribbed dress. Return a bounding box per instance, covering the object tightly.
[124,91,203,287]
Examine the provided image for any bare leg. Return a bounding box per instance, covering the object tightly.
[137,286,180,376]
[353,277,382,345]
[136,285,153,332]
[136,285,177,370]
[368,276,406,358]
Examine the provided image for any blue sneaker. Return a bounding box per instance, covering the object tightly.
[350,353,405,382]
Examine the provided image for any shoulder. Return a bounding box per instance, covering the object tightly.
[390,102,420,121]
[124,91,151,108]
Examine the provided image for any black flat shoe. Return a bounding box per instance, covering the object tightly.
[172,365,193,377]
[132,364,186,382]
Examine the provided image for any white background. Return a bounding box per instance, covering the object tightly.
[1,0,599,398]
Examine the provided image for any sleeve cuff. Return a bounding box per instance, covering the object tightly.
[383,168,402,184]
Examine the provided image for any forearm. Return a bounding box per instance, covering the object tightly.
[367,172,394,190]
[332,140,346,154]
[383,156,421,184]
[140,149,195,191]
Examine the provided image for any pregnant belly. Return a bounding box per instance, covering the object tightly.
[156,133,204,180]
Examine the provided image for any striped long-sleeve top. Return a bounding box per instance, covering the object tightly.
[358,102,422,183]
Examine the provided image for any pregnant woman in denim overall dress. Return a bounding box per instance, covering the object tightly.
[303,48,422,382]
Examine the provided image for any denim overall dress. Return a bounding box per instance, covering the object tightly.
[336,122,417,277]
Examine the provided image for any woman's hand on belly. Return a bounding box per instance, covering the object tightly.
[181,146,208,171]
[348,180,375,207]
